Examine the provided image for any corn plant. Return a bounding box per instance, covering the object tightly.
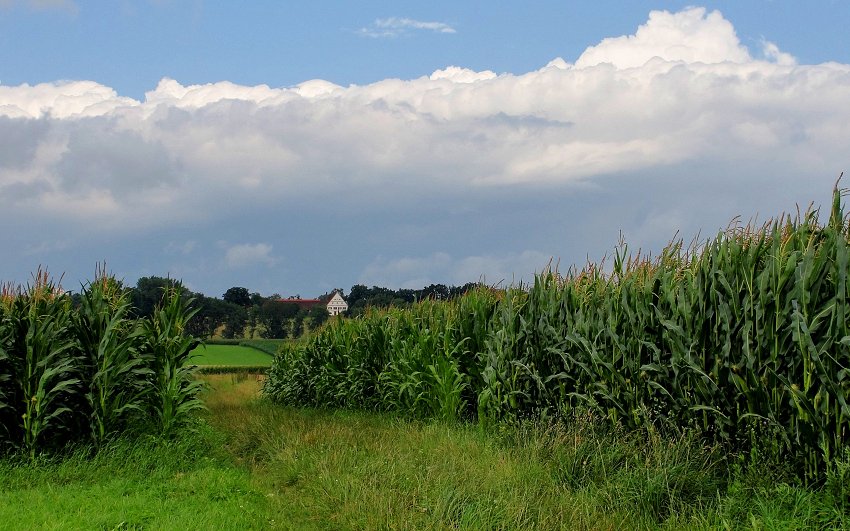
[0,271,81,457]
[141,287,204,438]
[264,182,850,481]
[76,270,150,446]
[0,290,14,448]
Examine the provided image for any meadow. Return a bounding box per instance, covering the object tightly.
[191,344,274,367]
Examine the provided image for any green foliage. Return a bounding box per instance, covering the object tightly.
[264,289,500,420]
[129,276,186,319]
[307,304,329,328]
[0,269,204,454]
[76,270,149,446]
[265,183,850,482]
[142,288,204,437]
[0,271,81,457]
[222,286,252,307]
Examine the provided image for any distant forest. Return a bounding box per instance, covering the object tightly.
[74,277,483,340]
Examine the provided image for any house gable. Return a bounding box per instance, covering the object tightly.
[326,292,348,316]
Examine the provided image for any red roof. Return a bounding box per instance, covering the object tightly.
[275,298,323,308]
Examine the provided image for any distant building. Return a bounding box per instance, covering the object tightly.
[275,292,348,316]
[326,292,348,316]
[278,297,323,310]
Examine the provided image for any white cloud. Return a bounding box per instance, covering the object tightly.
[0,6,845,296]
[0,11,837,232]
[761,39,797,66]
[430,66,497,83]
[223,243,278,269]
[359,17,456,38]
[575,7,752,68]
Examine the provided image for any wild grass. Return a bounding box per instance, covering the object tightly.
[0,422,274,530]
[1,375,846,529]
[209,377,850,529]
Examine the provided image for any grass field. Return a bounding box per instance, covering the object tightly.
[190,344,274,367]
[0,375,846,529]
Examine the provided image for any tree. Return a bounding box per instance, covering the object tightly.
[185,296,247,339]
[346,284,370,309]
[259,300,299,338]
[223,286,252,307]
[308,305,329,329]
[220,303,247,339]
[129,276,186,318]
[421,283,450,301]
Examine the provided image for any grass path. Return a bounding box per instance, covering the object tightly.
[0,374,845,529]
[201,376,848,530]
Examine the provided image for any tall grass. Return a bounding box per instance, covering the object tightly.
[266,183,850,481]
[0,268,203,455]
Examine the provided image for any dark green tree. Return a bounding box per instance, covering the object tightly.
[308,305,329,329]
[259,301,299,339]
[129,277,186,318]
[223,286,252,307]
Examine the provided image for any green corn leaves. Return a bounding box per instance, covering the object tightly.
[0,269,203,455]
[264,184,850,481]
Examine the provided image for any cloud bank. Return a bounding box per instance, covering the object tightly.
[1,7,847,294]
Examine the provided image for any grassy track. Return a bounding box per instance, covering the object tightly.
[0,374,846,529]
[203,376,849,529]
[191,344,273,367]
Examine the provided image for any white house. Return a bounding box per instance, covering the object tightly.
[326,292,348,316]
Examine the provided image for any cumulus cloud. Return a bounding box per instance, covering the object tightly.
[575,7,752,68]
[223,243,278,269]
[0,6,846,295]
[358,17,456,38]
[761,39,797,66]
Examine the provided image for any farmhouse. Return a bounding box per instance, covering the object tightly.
[277,292,348,316]
[326,292,348,316]
[278,297,323,310]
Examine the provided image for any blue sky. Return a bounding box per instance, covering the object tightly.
[1,1,849,298]
[3,1,849,99]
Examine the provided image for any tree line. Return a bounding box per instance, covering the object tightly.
[70,278,484,340]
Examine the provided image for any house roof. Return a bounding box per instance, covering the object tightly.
[274,298,323,308]
[273,292,346,308]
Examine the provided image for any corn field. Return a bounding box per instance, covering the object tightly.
[0,268,202,456]
[266,184,850,480]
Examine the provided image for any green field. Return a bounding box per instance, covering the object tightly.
[190,344,273,367]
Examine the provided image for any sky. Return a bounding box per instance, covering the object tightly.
[1,1,849,298]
